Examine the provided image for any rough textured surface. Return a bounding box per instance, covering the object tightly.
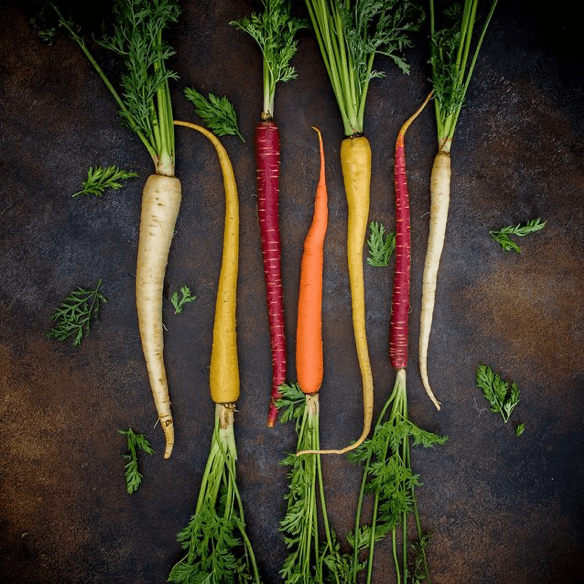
[1,1,583,583]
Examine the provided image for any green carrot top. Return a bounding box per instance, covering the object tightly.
[430,0,498,149]
[305,0,424,136]
[54,0,180,175]
[231,0,306,120]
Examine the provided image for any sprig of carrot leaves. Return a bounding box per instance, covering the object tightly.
[476,364,520,423]
[53,0,180,174]
[367,221,396,267]
[171,285,196,314]
[46,279,107,346]
[118,428,154,494]
[490,218,545,253]
[73,165,138,197]
[184,88,245,142]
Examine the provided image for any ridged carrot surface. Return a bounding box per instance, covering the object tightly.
[255,119,288,425]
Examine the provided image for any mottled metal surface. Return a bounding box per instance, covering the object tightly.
[1,1,583,583]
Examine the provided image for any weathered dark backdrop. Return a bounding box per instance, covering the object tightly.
[1,0,583,582]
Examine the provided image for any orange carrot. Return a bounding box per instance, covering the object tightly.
[296,127,328,396]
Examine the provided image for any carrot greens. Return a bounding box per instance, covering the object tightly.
[46,279,107,346]
[277,384,344,584]
[183,88,245,142]
[476,364,521,424]
[367,221,396,267]
[230,0,306,120]
[118,428,154,494]
[305,0,424,136]
[73,165,138,198]
[171,285,196,314]
[168,408,261,584]
[348,371,447,584]
[490,218,545,252]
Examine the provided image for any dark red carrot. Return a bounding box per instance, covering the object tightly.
[231,2,304,427]
[255,119,287,425]
[390,92,433,370]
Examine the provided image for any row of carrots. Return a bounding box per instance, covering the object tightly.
[50,0,498,581]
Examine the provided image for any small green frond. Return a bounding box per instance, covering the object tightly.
[45,279,107,346]
[73,165,138,197]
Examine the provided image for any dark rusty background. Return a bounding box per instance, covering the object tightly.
[1,0,583,582]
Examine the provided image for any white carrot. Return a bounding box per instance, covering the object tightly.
[54,0,182,457]
[420,0,498,407]
[136,175,182,453]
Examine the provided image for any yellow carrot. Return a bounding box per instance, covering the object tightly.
[174,121,239,404]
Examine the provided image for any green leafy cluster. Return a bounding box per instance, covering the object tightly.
[347,372,447,584]
[367,221,396,267]
[231,0,306,118]
[118,428,154,494]
[54,0,180,172]
[184,88,245,142]
[429,0,498,144]
[171,285,196,314]
[476,364,520,424]
[277,384,343,584]
[490,218,545,253]
[168,407,261,584]
[305,0,424,135]
[46,279,107,346]
[73,165,138,197]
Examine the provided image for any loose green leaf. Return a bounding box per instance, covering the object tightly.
[275,383,306,428]
[367,221,396,267]
[171,285,196,314]
[184,88,245,142]
[118,428,154,494]
[476,363,521,423]
[73,165,138,197]
[490,218,546,253]
[46,279,107,346]
[515,423,525,437]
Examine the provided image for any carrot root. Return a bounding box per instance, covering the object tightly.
[419,146,450,411]
[255,119,287,426]
[174,120,240,405]
[296,127,327,397]
[390,91,433,371]
[136,173,181,459]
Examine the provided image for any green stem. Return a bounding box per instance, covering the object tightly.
[52,5,158,163]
